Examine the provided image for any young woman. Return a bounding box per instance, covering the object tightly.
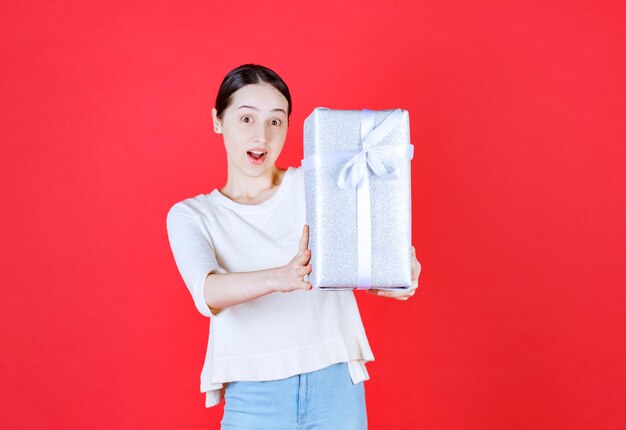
[166,64,421,429]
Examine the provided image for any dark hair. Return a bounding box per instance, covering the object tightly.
[214,64,292,122]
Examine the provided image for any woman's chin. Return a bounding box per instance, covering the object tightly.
[237,160,275,176]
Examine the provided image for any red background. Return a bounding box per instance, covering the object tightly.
[2,1,625,429]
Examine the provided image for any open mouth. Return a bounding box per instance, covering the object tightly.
[247,149,268,164]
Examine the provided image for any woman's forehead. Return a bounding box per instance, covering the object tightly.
[230,83,288,111]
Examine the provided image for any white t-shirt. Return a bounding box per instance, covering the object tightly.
[166,165,375,408]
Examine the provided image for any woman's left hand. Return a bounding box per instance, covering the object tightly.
[366,246,421,300]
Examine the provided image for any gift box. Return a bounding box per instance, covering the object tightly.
[301,107,414,290]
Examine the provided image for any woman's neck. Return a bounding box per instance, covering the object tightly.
[220,165,287,204]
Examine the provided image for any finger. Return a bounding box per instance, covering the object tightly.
[377,290,410,299]
[298,224,310,252]
[376,290,392,297]
[412,258,421,280]
[300,280,312,290]
[296,249,311,265]
[297,265,312,276]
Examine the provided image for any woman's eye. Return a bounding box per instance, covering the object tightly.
[270,119,281,126]
[241,116,252,123]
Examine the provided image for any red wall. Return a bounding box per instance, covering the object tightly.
[2,1,625,429]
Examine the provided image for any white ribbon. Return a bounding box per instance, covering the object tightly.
[301,109,414,288]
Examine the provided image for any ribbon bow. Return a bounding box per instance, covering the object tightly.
[337,140,413,189]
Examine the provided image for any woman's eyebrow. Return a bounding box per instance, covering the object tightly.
[237,105,286,115]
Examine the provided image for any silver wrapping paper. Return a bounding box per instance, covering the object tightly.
[303,107,413,290]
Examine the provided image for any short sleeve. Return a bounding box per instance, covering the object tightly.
[166,202,229,318]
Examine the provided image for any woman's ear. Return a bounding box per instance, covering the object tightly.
[211,108,222,134]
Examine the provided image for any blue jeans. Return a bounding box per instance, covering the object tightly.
[220,361,368,430]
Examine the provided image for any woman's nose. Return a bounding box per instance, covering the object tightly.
[253,122,270,143]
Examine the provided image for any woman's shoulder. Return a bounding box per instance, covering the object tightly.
[276,166,303,197]
[287,165,304,181]
[167,192,216,222]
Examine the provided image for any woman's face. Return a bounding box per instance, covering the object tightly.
[213,82,289,178]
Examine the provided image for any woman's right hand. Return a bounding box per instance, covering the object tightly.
[274,224,313,293]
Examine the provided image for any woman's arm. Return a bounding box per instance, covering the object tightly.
[167,201,312,317]
[202,268,281,315]
[204,224,313,314]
